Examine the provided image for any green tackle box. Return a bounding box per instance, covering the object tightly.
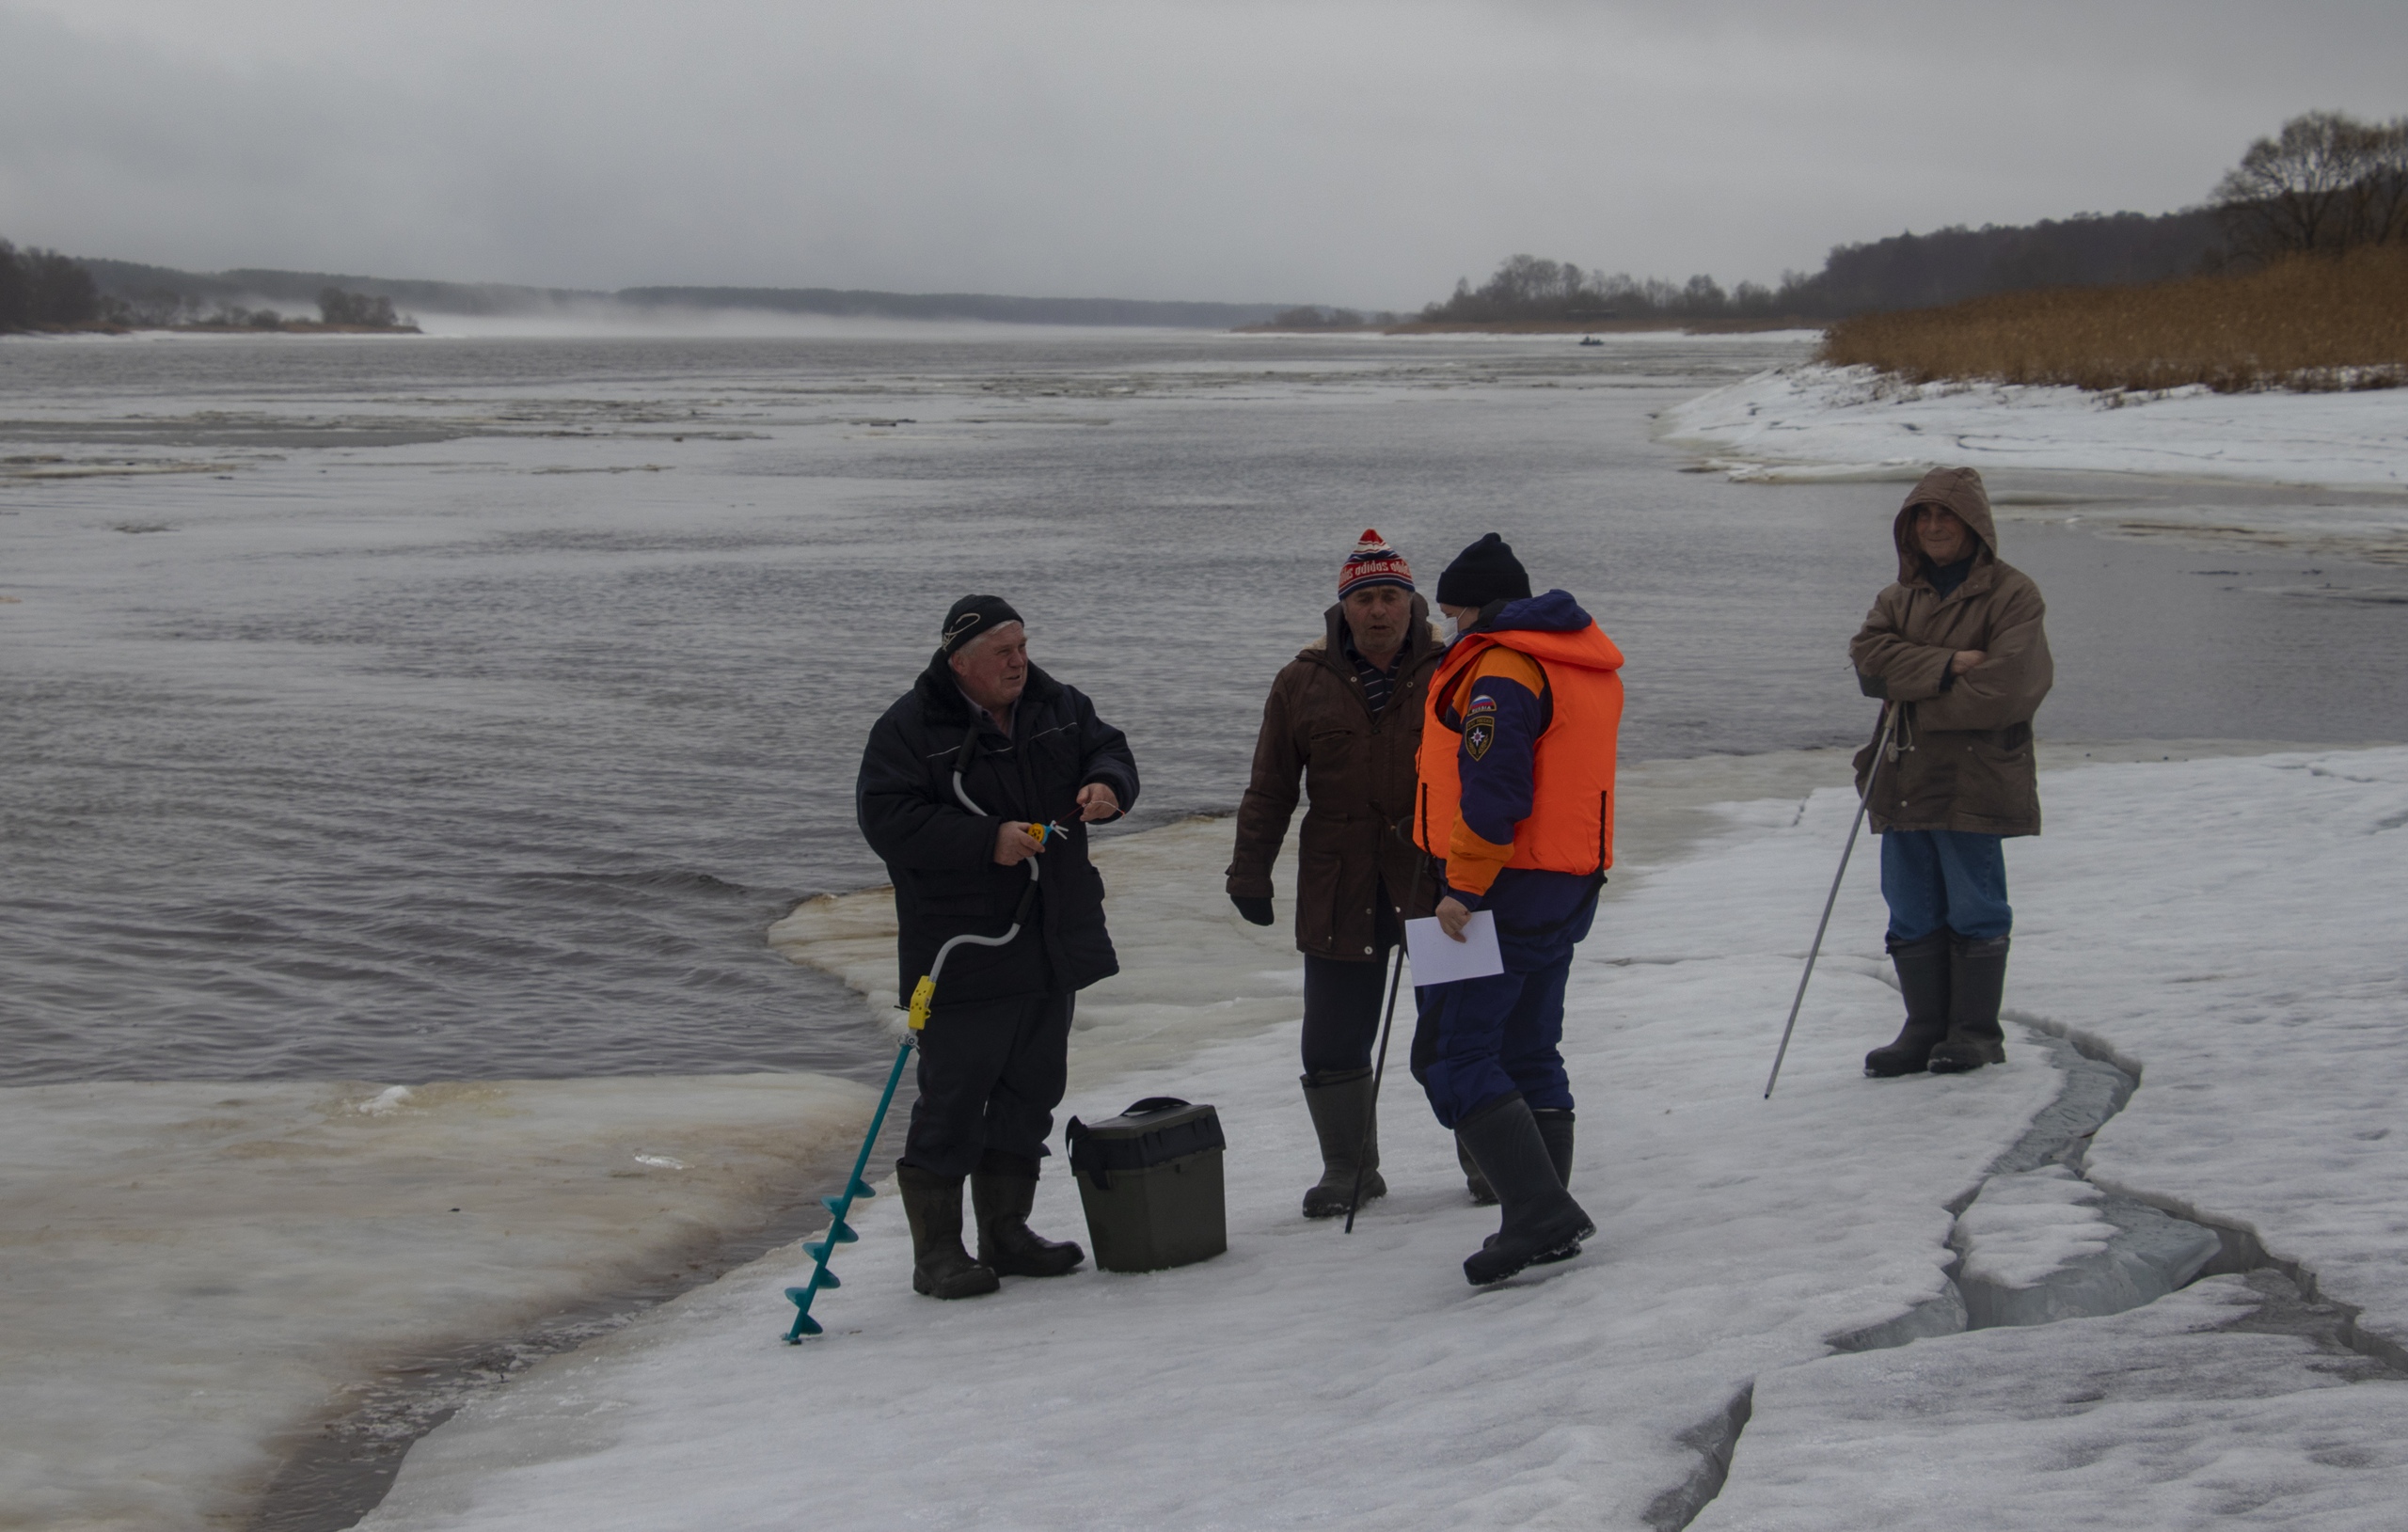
[1065,1097,1227,1272]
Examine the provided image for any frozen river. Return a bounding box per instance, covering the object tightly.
[5,327,2405,1091]
[7,325,2408,1531]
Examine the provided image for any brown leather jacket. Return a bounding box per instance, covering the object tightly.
[1850,466,2054,837]
[1227,600,1442,959]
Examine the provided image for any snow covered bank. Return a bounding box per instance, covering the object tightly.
[0,1073,873,1531]
[1660,364,2408,501]
[358,746,2408,1530]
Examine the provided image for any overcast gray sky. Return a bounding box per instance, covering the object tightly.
[3,0,2402,308]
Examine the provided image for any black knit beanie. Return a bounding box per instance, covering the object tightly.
[1434,533,1531,608]
[939,594,1023,655]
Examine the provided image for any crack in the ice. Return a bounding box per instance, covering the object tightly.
[1660,1015,2406,1530]
[1643,1385,1754,1532]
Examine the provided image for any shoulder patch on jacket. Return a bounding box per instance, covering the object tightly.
[1464,716,1497,760]
[1466,692,1498,714]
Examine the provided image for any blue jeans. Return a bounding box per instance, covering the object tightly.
[1879,829,2011,943]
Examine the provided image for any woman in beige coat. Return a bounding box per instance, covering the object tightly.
[1849,466,2053,1076]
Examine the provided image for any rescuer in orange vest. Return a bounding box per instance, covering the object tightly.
[1412,533,1624,1286]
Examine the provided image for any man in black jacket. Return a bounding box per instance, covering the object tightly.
[857,595,1140,1300]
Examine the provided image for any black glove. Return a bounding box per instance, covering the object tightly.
[1230,894,1275,927]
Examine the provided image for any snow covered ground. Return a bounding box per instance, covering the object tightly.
[1660,364,2408,517]
[356,746,2408,1531]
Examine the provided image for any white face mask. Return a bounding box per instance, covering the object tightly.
[1436,612,1461,642]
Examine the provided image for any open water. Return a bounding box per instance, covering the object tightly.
[5,328,2405,1086]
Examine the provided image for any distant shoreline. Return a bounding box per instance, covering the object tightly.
[13,320,423,338]
[1239,316,1826,336]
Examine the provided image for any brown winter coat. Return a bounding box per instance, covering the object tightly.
[1228,599,1443,959]
[1849,466,2054,836]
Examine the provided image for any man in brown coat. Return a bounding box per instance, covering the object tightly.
[1228,530,1443,1216]
[1850,466,2053,1077]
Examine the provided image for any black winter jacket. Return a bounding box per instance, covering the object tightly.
[857,653,1140,1005]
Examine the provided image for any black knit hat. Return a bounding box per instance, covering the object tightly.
[939,594,1022,655]
[1434,533,1531,608]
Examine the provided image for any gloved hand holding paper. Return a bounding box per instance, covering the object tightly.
[1404,909,1505,985]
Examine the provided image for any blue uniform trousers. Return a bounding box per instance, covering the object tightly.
[1410,869,1597,1129]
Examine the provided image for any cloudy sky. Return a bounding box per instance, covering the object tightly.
[3,0,2401,308]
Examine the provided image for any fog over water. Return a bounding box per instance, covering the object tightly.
[4,330,2402,1088]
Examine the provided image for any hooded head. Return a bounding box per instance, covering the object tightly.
[1893,466,2000,584]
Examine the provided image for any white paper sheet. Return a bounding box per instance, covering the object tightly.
[1403,910,1505,986]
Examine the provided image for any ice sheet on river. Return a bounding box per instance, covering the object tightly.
[359,748,2408,1530]
[1661,363,2408,498]
[0,1073,872,1530]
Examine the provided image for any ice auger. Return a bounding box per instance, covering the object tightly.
[785,730,1059,1342]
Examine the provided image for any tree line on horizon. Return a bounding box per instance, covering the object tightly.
[1408,110,2408,327]
[0,241,103,331]
[0,245,411,333]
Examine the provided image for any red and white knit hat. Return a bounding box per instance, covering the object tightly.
[1338,529,1414,597]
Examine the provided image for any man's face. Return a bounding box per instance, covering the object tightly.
[1341,584,1412,655]
[949,622,1030,710]
[1914,505,1973,565]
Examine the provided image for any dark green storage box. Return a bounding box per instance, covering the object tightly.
[1065,1097,1227,1272]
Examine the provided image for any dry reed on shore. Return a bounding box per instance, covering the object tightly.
[1819,246,2408,393]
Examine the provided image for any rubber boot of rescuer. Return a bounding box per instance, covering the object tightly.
[1927,934,2010,1074]
[896,1164,1001,1299]
[1484,1108,1580,1265]
[1456,1095,1577,1210]
[970,1153,1085,1277]
[1300,1069,1385,1219]
[1458,1095,1594,1287]
[1456,1133,1497,1206]
[1865,931,1952,1078]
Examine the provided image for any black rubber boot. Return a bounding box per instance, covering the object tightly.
[1300,1070,1386,1219]
[896,1164,1001,1299]
[1456,1133,1497,1206]
[1928,934,2010,1073]
[1512,1109,1581,1266]
[1533,1108,1575,1188]
[1457,1095,1595,1287]
[970,1152,1085,1277]
[1865,931,1952,1078]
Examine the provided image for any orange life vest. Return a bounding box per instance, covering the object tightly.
[1414,622,1625,875]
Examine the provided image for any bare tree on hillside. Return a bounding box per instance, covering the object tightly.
[2215,111,2408,259]
[0,242,27,331]
[0,245,100,327]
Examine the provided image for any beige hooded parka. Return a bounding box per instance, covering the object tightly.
[1848,466,2053,836]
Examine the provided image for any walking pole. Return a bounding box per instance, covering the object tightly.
[1344,840,1429,1235]
[1763,703,1900,1101]
[1342,941,1409,1235]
